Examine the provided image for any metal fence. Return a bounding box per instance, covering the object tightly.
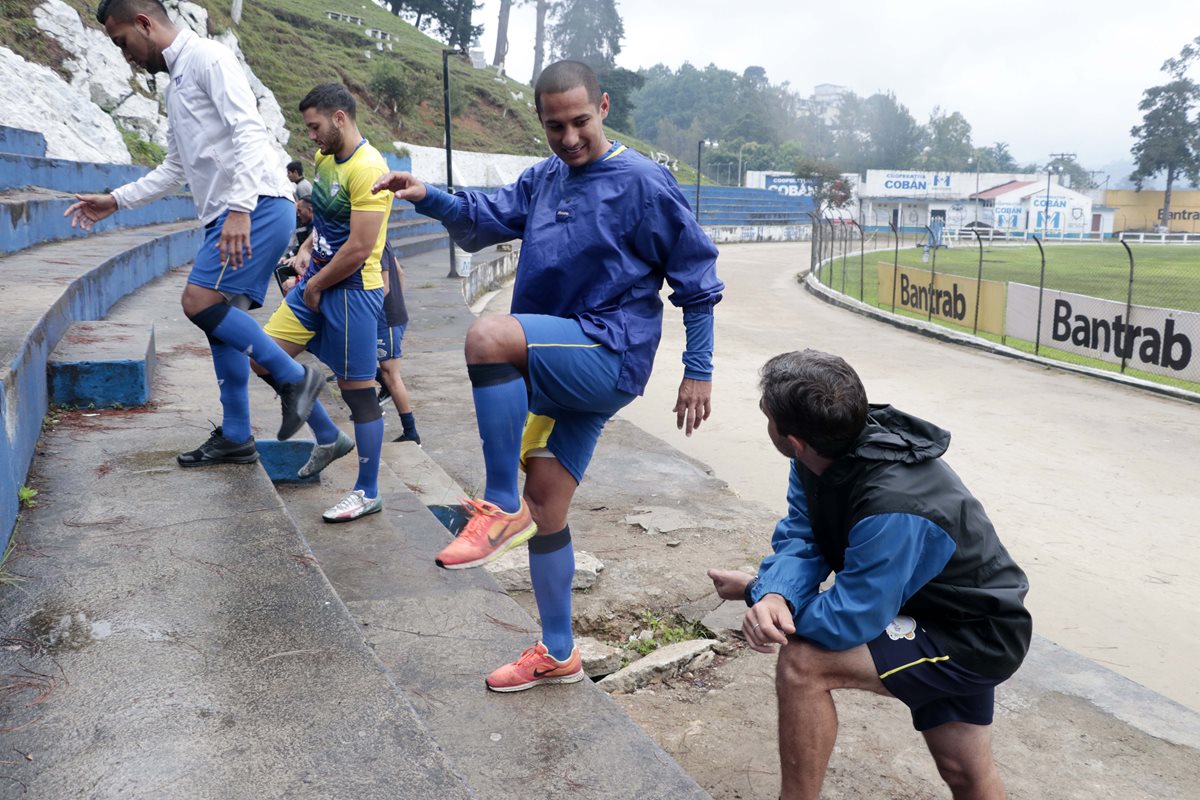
[809,217,1200,395]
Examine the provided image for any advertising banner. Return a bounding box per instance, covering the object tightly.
[877,264,1007,334]
[1005,283,1200,382]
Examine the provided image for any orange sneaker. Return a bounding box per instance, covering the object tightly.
[434,497,537,570]
[485,641,585,693]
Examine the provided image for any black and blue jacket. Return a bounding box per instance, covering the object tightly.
[751,405,1032,679]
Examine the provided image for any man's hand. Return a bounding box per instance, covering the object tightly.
[707,568,754,602]
[371,171,427,203]
[674,378,712,436]
[64,193,117,231]
[302,280,322,312]
[218,210,252,269]
[284,250,310,273]
[743,593,796,654]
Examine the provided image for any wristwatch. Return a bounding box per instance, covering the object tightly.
[743,575,758,607]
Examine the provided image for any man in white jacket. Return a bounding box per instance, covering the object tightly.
[66,0,323,465]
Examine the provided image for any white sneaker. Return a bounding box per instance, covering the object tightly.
[322,490,382,523]
[299,431,355,478]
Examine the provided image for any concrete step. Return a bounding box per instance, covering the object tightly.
[47,320,156,408]
[275,438,711,799]
[0,377,473,798]
[0,151,150,193]
[0,187,195,255]
[0,221,201,551]
[387,217,444,240]
[391,231,449,258]
[0,125,47,158]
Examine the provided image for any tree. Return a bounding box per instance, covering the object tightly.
[492,0,512,68]
[1163,35,1200,77]
[549,0,624,67]
[531,0,551,85]
[792,157,851,213]
[382,0,481,49]
[860,92,922,170]
[597,65,643,133]
[1130,77,1200,228]
[922,107,974,171]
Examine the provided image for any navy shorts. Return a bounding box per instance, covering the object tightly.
[377,322,406,361]
[188,195,295,309]
[867,616,1004,731]
[264,283,384,381]
[514,314,637,483]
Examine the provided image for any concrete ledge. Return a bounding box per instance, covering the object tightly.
[1,222,202,550]
[0,151,150,193]
[48,321,155,408]
[0,125,47,158]
[461,246,519,307]
[391,231,448,259]
[0,188,195,255]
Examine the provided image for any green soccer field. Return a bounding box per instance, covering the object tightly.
[821,241,1200,312]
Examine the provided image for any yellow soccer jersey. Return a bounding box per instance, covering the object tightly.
[307,139,393,290]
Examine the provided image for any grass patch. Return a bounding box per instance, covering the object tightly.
[120,128,166,167]
[626,611,709,656]
[0,535,26,587]
[17,486,37,509]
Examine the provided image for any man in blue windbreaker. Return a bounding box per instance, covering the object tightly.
[372,60,724,692]
[708,349,1031,800]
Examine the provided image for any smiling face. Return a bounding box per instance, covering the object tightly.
[538,86,611,167]
[303,107,346,157]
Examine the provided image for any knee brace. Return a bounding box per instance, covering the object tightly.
[187,301,232,336]
[342,387,382,423]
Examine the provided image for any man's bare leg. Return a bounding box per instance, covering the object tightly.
[921,721,1005,800]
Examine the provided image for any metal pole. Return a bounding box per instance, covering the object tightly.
[1032,235,1046,354]
[1042,166,1051,240]
[890,220,899,313]
[852,220,865,301]
[1120,239,1135,374]
[840,216,848,294]
[695,140,702,220]
[443,48,458,278]
[971,228,983,336]
[924,225,936,322]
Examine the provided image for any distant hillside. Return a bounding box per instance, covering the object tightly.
[1,0,696,180]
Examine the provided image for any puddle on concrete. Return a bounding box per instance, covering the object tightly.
[27,606,112,652]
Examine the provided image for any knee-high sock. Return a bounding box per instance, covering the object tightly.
[529,526,575,660]
[211,341,251,443]
[306,399,340,445]
[467,363,527,513]
[208,306,305,384]
[343,387,383,499]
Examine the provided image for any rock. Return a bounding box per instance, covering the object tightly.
[114,93,168,148]
[0,46,130,164]
[624,505,697,534]
[598,639,718,694]
[213,31,291,156]
[483,548,604,591]
[576,636,621,678]
[637,629,654,642]
[34,0,137,111]
[701,600,749,641]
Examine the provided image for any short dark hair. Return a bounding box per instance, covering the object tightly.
[299,83,356,121]
[534,61,601,115]
[97,0,168,24]
[759,350,868,458]
[286,160,303,175]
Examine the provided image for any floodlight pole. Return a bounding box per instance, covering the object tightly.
[1043,152,1076,241]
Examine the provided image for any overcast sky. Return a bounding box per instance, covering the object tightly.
[472,0,1199,172]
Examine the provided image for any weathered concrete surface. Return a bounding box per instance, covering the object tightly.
[0,267,471,799]
[393,245,1200,798]
[275,405,710,800]
[47,320,155,408]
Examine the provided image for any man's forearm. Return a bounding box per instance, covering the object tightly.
[306,244,374,290]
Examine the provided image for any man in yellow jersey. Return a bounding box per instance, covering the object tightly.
[254,83,393,522]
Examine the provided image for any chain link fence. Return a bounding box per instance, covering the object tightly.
[810,221,1200,395]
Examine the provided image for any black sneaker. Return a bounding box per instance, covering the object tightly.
[393,431,422,446]
[277,364,323,440]
[177,426,258,467]
[377,383,392,408]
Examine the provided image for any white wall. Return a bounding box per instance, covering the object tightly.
[396,140,546,187]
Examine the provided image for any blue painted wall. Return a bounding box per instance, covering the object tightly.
[0,152,153,193]
[1,193,196,254]
[0,126,47,158]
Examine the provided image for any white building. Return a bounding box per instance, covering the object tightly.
[858,169,1102,238]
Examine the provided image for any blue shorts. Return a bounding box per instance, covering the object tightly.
[867,616,1004,731]
[377,322,407,361]
[188,195,295,309]
[514,314,637,483]
[264,283,384,381]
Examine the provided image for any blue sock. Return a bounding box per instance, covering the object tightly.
[307,399,340,445]
[529,527,575,661]
[211,342,251,443]
[400,411,418,439]
[210,307,305,384]
[352,416,384,498]
[466,363,527,513]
